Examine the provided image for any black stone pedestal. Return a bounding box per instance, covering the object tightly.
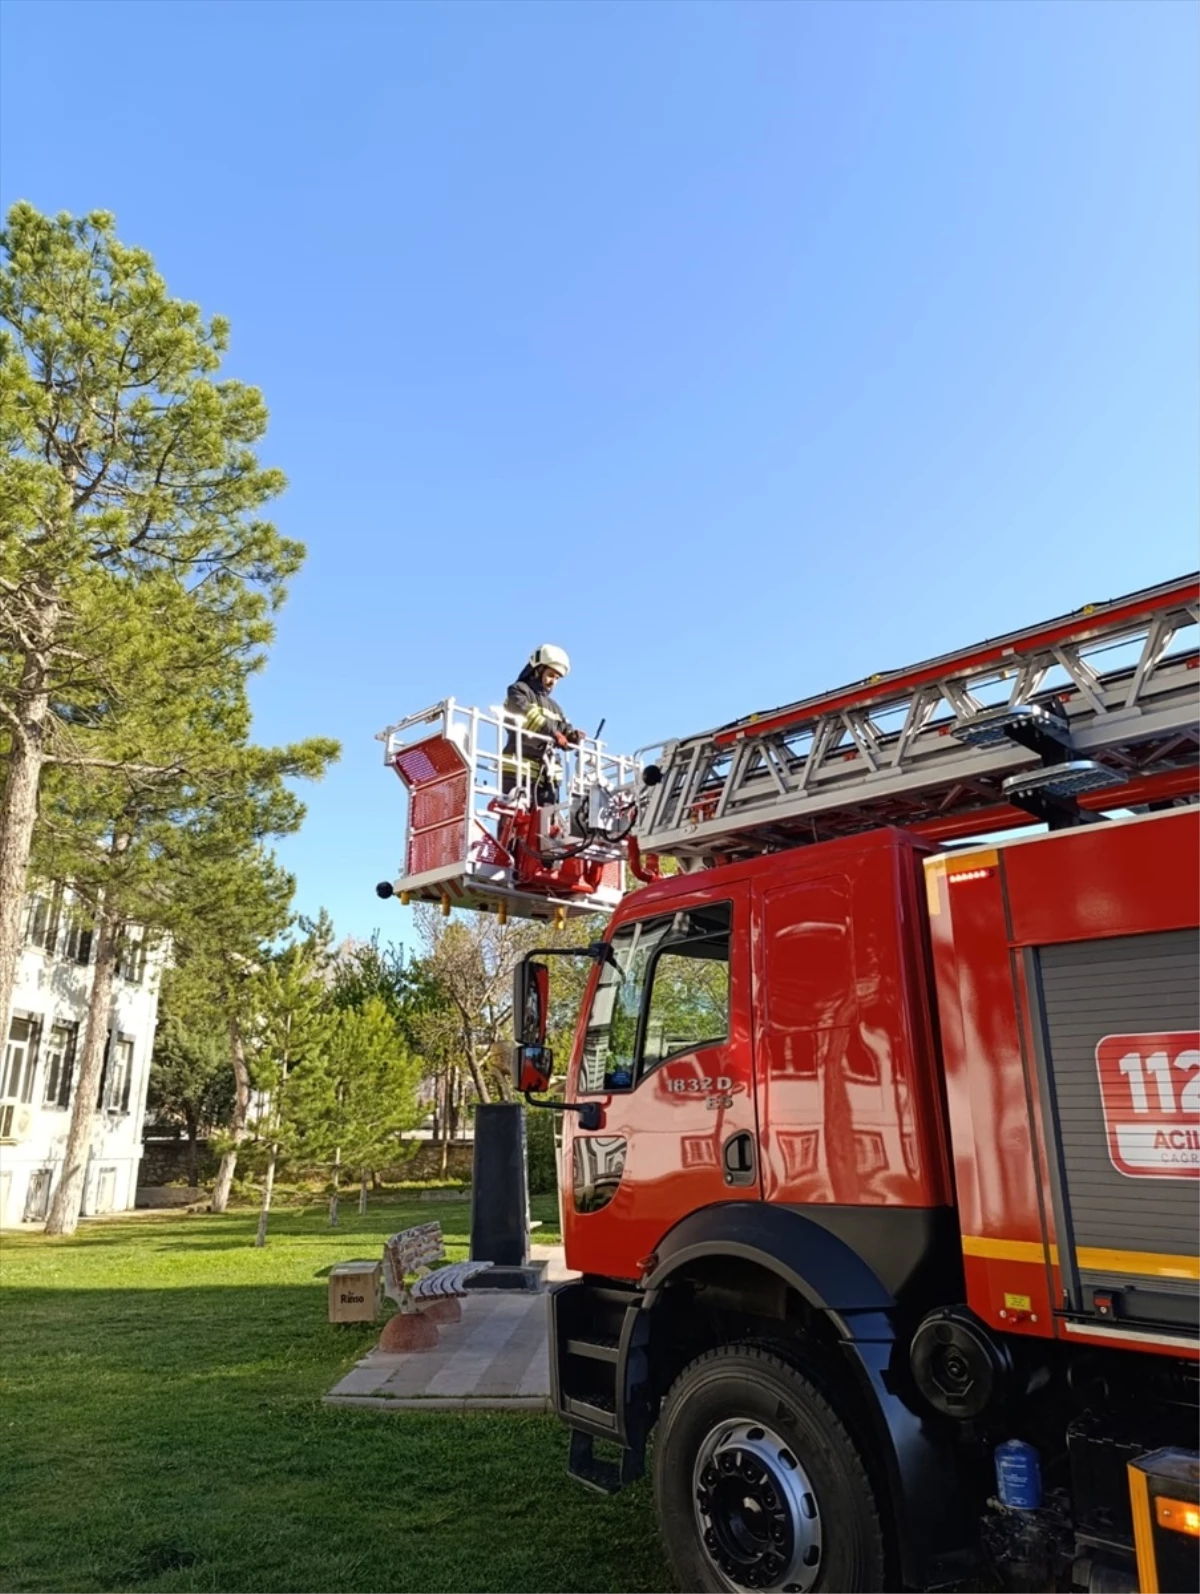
[469,1103,543,1289]
[463,1260,548,1292]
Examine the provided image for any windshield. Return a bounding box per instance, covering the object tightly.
[579,903,731,1092]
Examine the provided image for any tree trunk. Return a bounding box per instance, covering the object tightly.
[328,1146,340,1227]
[463,1033,490,1104]
[359,1168,369,1217]
[442,1067,458,1174]
[0,606,57,1044]
[494,1045,514,1102]
[450,1067,462,1140]
[211,1013,250,1213]
[44,903,120,1237]
[185,1109,199,1186]
[255,1144,277,1248]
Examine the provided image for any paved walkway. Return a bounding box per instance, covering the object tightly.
[323,1244,577,1413]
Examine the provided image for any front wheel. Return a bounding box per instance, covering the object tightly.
[653,1344,887,1593]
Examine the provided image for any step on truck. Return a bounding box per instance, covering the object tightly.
[379,575,1200,1593]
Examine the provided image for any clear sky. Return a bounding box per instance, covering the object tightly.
[2,0,1196,948]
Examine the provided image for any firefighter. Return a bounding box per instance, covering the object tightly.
[503,644,583,803]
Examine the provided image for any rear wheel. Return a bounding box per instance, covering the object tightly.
[653,1344,887,1593]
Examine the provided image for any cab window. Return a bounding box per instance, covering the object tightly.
[578,903,731,1092]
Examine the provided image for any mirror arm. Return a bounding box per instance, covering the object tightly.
[523,1091,601,1131]
[522,942,615,966]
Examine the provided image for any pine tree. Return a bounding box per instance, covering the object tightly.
[313,997,424,1224]
[243,941,333,1248]
[0,203,304,1041]
[146,988,233,1186]
[167,848,296,1213]
[35,624,335,1236]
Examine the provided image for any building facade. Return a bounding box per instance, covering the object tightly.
[0,886,165,1225]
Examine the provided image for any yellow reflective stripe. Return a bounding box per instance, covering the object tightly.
[1077,1247,1200,1282]
[962,1235,1200,1282]
[962,1236,1050,1266]
[524,706,546,730]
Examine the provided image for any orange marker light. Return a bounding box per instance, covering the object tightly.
[1155,1496,1200,1537]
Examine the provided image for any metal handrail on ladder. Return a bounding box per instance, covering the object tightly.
[631,574,1200,860]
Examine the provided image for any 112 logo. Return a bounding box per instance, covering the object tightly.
[1094,1032,1200,1179]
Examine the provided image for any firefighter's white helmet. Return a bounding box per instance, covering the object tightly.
[529,643,570,678]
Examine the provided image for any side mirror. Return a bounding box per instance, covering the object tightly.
[514,959,550,1048]
[511,947,602,1129]
[514,1043,554,1095]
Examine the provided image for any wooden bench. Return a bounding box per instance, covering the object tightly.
[378,1222,492,1349]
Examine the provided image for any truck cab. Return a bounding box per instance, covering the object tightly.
[533,810,1198,1594]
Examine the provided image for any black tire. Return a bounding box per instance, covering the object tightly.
[653,1344,887,1593]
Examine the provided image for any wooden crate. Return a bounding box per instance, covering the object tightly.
[328,1261,382,1323]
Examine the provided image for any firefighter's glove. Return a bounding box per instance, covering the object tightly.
[565,727,584,745]
[553,731,571,750]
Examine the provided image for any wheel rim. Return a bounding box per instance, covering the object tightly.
[692,1419,823,1592]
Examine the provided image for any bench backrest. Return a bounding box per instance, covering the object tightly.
[382,1222,445,1306]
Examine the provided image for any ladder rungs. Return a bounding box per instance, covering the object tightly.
[635,576,1200,857]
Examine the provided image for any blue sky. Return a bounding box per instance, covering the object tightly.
[2,0,1196,948]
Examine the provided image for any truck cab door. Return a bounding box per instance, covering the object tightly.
[561,886,758,1283]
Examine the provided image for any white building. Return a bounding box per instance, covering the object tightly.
[0,886,165,1225]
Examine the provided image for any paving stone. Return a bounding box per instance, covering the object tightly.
[324,1394,551,1413]
[323,1258,559,1410]
[327,1365,399,1398]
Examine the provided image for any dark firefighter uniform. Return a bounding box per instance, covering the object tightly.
[503,663,581,803]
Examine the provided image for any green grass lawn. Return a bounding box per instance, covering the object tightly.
[0,1195,672,1594]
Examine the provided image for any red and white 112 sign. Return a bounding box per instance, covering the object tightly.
[1094,1032,1200,1179]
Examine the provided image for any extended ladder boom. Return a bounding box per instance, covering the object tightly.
[376,576,1198,919]
[634,574,1199,860]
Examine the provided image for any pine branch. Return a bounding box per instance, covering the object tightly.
[0,699,29,743]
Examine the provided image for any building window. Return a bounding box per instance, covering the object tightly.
[2,1015,40,1106]
[100,1035,134,1115]
[93,1167,118,1214]
[25,888,61,953]
[42,1022,79,1110]
[118,934,147,985]
[24,1169,53,1222]
[2,1016,40,1140]
[62,915,94,966]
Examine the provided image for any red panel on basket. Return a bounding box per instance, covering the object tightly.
[392,735,468,787]
[407,826,465,876]
[411,773,469,831]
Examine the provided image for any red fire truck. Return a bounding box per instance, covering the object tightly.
[379,576,1199,1593]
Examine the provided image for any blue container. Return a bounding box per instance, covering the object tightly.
[994,1439,1042,1510]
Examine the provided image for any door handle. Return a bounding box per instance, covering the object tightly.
[722,1130,757,1188]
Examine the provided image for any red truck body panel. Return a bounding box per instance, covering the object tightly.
[927,808,1199,1359]
[564,830,956,1284]
[564,810,1198,1366]
[562,876,759,1282]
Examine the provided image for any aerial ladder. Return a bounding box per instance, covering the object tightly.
[376,573,1199,916]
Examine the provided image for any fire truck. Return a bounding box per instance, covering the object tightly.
[378,575,1200,1593]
